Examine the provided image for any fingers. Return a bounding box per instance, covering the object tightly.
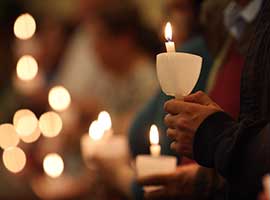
[164,99,189,115]
[166,128,177,140]
[164,114,191,131]
[138,173,171,186]
[184,91,213,105]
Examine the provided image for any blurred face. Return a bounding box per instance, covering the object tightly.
[91,22,131,72]
[76,0,105,21]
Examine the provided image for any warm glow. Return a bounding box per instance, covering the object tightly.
[39,112,63,138]
[150,124,159,145]
[3,147,26,173]
[89,120,104,141]
[13,109,38,137]
[165,22,173,41]
[43,153,64,178]
[0,124,20,149]
[14,13,36,40]
[48,86,71,111]
[98,111,112,131]
[16,55,38,81]
[20,126,41,143]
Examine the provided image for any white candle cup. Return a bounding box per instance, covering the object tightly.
[81,135,129,167]
[136,155,177,192]
[156,52,202,98]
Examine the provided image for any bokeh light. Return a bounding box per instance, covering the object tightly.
[43,153,64,178]
[14,13,36,40]
[20,126,41,143]
[39,112,63,138]
[88,120,104,141]
[0,124,20,149]
[13,109,38,137]
[2,147,26,173]
[16,55,38,81]
[97,111,112,132]
[48,86,71,111]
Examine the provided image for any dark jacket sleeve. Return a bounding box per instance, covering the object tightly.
[194,112,270,198]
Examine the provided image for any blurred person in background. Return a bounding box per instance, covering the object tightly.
[89,2,159,134]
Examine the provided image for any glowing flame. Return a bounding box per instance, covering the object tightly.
[165,22,173,41]
[150,124,159,145]
[89,120,104,141]
[48,86,71,111]
[14,13,36,40]
[16,55,38,81]
[98,111,112,131]
[43,153,64,178]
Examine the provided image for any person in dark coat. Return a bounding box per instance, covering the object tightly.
[163,0,270,199]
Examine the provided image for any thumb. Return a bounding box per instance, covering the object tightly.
[184,91,213,105]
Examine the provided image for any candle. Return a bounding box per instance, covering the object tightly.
[81,111,113,160]
[149,124,161,157]
[136,126,176,192]
[156,22,202,98]
[165,22,175,52]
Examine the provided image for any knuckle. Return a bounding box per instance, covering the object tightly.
[196,90,204,97]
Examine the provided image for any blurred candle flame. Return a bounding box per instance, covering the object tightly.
[98,111,112,132]
[48,86,71,112]
[43,153,64,178]
[14,13,36,40]
[16,55,38,81]
[89,120,104,141]
[150,124,159,145]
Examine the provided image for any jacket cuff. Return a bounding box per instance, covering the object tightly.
[193,112,234,167]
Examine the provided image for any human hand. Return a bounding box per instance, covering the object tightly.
[164,91,222,158]
[138,164,218,200]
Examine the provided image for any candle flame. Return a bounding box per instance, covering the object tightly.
[98,111,112,131]
[89,120,104,141]
[165,22,173,41]
[150,124,159,145]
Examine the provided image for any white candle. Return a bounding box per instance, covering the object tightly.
[165,22,175,52]
[149,124,161,157]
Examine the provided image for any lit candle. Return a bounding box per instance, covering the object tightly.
[165,22,175,53]
[81,111,112,159]
[156,22,202,98]
[149,125,161,157]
